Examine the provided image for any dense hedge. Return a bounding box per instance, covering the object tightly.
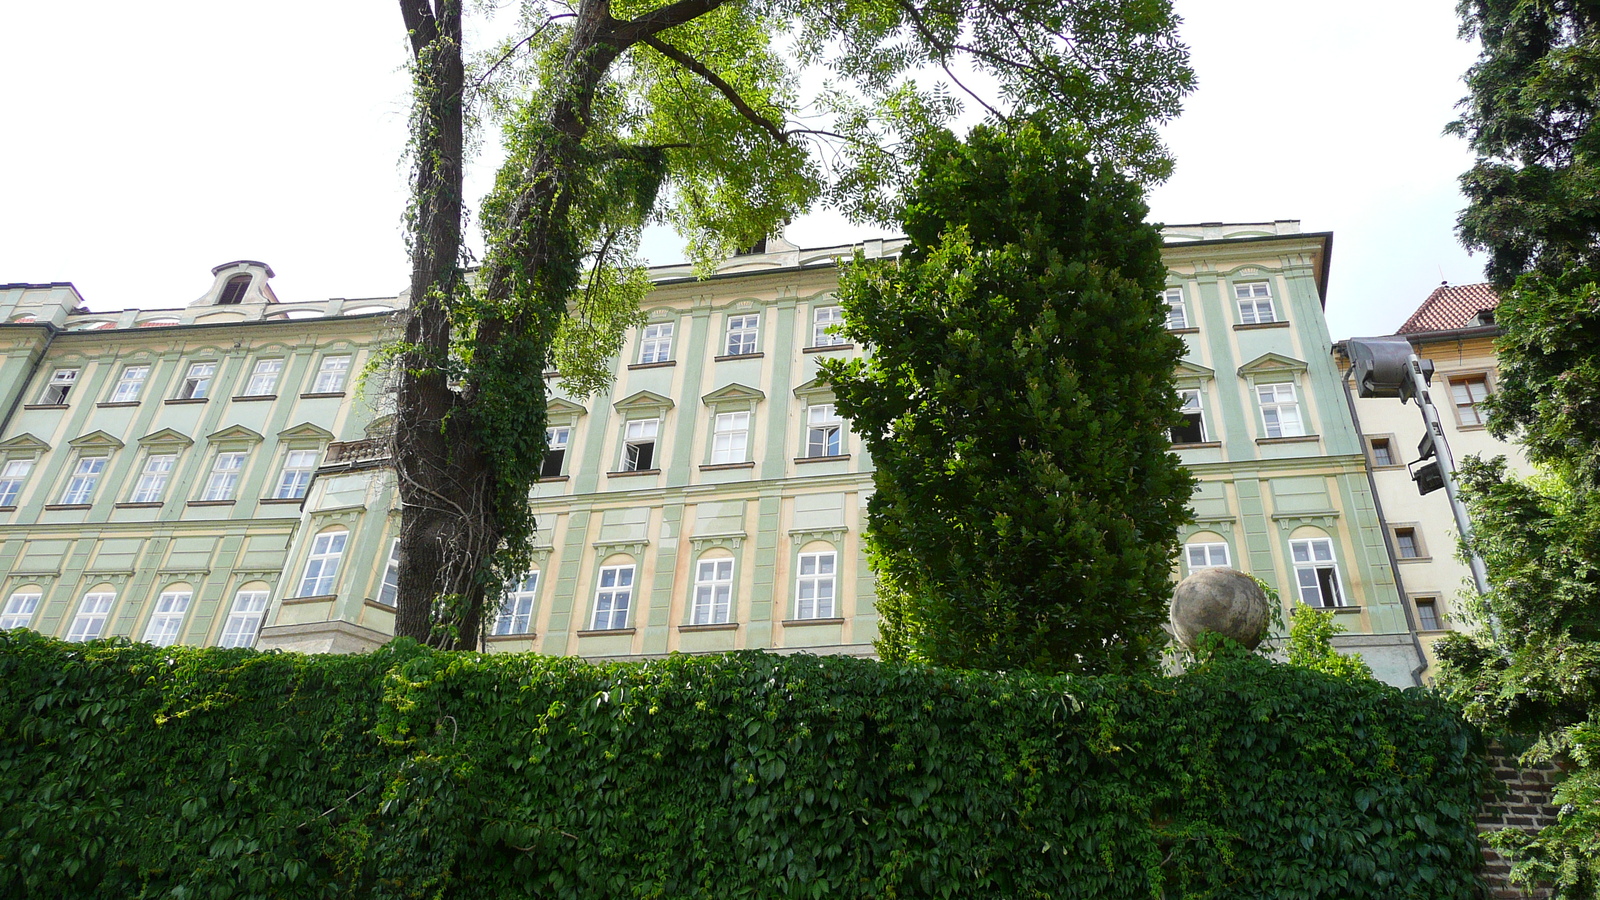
[0,631,1486,899]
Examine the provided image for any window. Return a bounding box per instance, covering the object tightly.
[298,529,348,597]
[377,539,401,607]
[201,451,247,501]
[177,362,216,400]
[141,589,192,646]
[1256,384,1304,438]
[1290,538,1345,608]
[38,368,78,405]
[217,274,251,305]
[591,565,634,630]
[1185,542,1230,571]
[1395,527,1422,559]
[493,572,539,635]
[1415,597,1442,631]
[1370,437,1395,467]
[795,551,836,619]
[812,306,847,347]
[313,355,351,393]
[1171,390,1207,444]
[622,419,659,471]
[711,412,750,464]
[0,590,41,629]
[725,314,759,356]
[130,454,176,503]
[59,456,106,505]
[1450,375,1490,426]
[1235,282,1276,324]
[1164,288,1188,329]
[639,323,674,363]
[218,589,270,648]
[0,459,33,506]
[244,359,282,396]
[806,405,843,458]
[66,591,116,641]
[275,450,318,499]
[541,427,570,478]
[691,558,734,625]
[110,365,150,403]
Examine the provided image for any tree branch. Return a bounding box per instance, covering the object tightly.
[472,15,576,91]
[399,0,438,55]
[607,0,728,47]
[642,35,787,142]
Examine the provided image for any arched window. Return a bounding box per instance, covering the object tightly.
[217,274,251,305]
[297,528,348,597]
[1183,535,1231,573]
[492,571,539,635]
[1290,531,1346,609]
[0,587,43,629]
[142,586,193,646]
[66,588,117,641]
[794,544,837,620]
[691,552,734,625]
[218,584,271,648]
[590,559,635,630]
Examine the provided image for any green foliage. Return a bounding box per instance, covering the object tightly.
[821,122,1193,676]
[1285,607,1374,682]
[0,631,1486,899]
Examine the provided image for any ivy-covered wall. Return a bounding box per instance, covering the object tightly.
[0,631,1485,899]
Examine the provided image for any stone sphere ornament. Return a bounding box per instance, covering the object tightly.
[1169,567,1270,651]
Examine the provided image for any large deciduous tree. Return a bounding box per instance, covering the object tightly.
[390,0,1193,648]
[820,123,1193,676]
[1439,2,1600,895]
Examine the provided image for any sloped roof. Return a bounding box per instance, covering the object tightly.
[1397,283,1500,333]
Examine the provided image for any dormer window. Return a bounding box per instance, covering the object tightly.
[217,274,251,305]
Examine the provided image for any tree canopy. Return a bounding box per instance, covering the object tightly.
[821,122,1193,676]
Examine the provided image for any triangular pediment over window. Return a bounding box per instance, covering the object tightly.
[277,422,334,442]
[1174,361,1216,382]
[701,383,765,406]
[137,428,194,449]
[0,433,50,453]
[547,398,588,419]
[206,425,264,445]
[612,390,674,414]
[792,377,835,402]
[67,430,124,450]
[1237,352,1308,378]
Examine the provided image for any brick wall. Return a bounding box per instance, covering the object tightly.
[1477,743,1563,899]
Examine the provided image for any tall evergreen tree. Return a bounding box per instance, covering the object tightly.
[821,123,1193,676]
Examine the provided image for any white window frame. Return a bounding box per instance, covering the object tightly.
[1163,288,1188,330]
[1235,282,1276,324]
[638,322,674,364]
[298,529,348,597]
[493,572,539,635]
[1290,537,1346,609]
[377,539,401,607]
[541,426,570,478]
[1256,383,1304,438]
[275,449,319,500]
[130,453,177,504]
[812,306,847,347]
[0,458,34,507]
[1172,389,1207,444]
[621,419,659,472]
[725,314,759,356]
[312,355,352,394]
[711,411,750,465]
[39,368,78,405]
[0,590,41,629]
[1185,541,1230,572]
[59,456,107,505]
[244,359,283,396]
[795,551,837,620]
[805,404,843,458]
[691,557,734,625]
[178,362,217,400]
[1449,374,1491,427]
[201,451,247,501]
[591,564,634,630]
[142,589,192,646]
[109,365,150,403]
[66,591,116,641]
[218,589,270,648]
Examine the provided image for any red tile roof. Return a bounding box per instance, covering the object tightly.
[1397,283,1500,334]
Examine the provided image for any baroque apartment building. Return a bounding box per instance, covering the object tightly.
[0,223,1429,685]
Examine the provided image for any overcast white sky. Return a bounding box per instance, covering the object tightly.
[0,1,1481,340]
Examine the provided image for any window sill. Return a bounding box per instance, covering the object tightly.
[1172,441,1221,450]
[363,598,397,612]
[232,394,277,402]
[282,594,337,606]
[114,502,164,509]
[576,627,636,637]
[299,392,346,400]
[23,404,68,410]
[1456,424,1488,432]
[187,500,236,507]
[1396,555,1433,564]
[258,497,305,505]
[803,343,854,353]
[1416,627,1451,634]
[1233,321,1290,331]
[795,454,850,464]
[1370,463,1405,470]
[0,506,13,512]
[485,632,536,642]
[783,617,844,626]
[96,401,140,409]
[43,503,91,510]
[699,461,754,471]
[606,469,660,477]
[628,360,676,370]
[679,622,738,632]
[1256,434,1319,445]
[1167,327,1200,335]
[536,475,570,483]
[714,352,764,362]
[165,397,208,405]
